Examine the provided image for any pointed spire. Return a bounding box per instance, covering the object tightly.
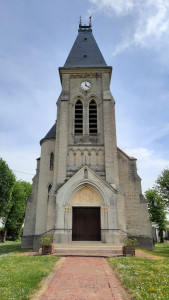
[63,18,107,68]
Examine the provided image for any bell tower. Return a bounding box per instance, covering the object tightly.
[54,18,119,187]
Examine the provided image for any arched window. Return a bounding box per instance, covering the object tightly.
[48,184,52,194]
[48,184,52,200]
[89,100,97,135]
[50,152,54,170]
[75,100,83,135]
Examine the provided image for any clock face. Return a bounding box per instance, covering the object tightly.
[80,81,91,91]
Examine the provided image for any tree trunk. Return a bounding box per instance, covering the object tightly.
[2,228,7,243]
[159,229,164,243]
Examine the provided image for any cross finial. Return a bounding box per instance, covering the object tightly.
[89,15,92,27]
[79,16,82,26]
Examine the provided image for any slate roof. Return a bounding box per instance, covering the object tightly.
[40,122,56,145]
[64,26,107,68]
[40,24,108,145]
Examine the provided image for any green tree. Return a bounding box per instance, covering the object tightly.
[19,181,32,200]
[4,181,32,240]
[0,158,15,219]
[156,169,169,208]
[145,189,167,243]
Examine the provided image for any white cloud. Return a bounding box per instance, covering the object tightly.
[124,147,169,192]
[112,40,132,56]
[134,0,169,47]
[89,0,169,54]
[89,0,135,15]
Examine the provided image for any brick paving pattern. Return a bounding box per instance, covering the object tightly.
[40,257,131,300]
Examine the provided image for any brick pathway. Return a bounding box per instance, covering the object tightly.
[39,257,131,300]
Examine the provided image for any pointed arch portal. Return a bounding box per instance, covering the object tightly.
[72,187,101,241]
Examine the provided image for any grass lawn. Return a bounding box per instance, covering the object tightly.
[144,242,169,258]
[108,243,169,300]
[0,241,59,300]
[0,240,27,255]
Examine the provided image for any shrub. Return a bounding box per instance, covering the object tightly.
[40,234,53,246]
[123,238,138,247]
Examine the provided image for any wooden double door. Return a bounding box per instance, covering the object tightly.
[72,207,101,241]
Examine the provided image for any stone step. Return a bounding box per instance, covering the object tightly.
[54,250,122,255]
[53,243,123,257]
[53,253,122,257]
[53,242,122,248]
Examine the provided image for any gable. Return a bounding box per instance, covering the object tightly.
[56,165,118,195]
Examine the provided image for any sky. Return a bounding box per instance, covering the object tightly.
[0,0,169,193]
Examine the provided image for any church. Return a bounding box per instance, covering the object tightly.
[22,19,153,250]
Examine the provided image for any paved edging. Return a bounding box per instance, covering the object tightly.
[103,259,132,299]
[31,257,66,300]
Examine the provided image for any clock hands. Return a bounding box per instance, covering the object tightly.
[85,82,90,88]
[81,81,91,90]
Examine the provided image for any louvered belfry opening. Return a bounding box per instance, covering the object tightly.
[75,100,83,135]
[89,100,97,134]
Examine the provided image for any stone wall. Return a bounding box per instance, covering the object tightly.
[117,148,153,249]
[34,140,55,236]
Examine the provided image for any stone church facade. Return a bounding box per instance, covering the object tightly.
[22,21,153,250]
